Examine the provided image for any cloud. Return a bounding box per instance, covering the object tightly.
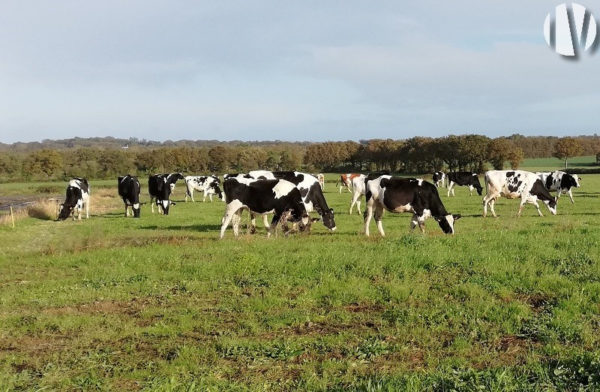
[0,0,597,142]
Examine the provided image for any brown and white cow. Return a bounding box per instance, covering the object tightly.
[337,173,361,193]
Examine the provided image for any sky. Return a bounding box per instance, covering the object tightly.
[1,0,599,143]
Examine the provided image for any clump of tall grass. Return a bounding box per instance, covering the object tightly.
[27,200,57,220]
[0,200,57,225]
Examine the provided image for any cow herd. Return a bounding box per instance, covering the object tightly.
[55,169,582,238]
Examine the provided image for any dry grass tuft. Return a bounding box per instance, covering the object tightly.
[0,199,58,225]
[27,200,58,220]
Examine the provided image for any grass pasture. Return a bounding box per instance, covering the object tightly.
[1,172,600,391]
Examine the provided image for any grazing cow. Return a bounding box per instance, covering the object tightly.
[536,171,581,203]
[483,170,557,217]
[349,174,367,214]
[432,171,446,188]
[184,175,222,202]
[270,171,336,231]
[364,176,460,235]
[148,173,184,215]
[220,178,310,238]
[447,172,483,196]
[317,173,325,190]
[118,175,141,218]
[58,178,90,221]
[337,173,361,193]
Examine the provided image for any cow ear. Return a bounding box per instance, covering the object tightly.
[453,214,462,221]
[329,208,334,213]
[311,217,321,222]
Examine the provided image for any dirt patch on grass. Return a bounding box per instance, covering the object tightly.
[42,300,141,317]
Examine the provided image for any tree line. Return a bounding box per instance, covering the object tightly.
[0,135,597,182]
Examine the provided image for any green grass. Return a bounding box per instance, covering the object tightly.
[519,155,597,172]
[1,172,600,391]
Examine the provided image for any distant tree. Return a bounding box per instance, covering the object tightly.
[553,137,583,168]
[508,147,524,169]
[22,149,63,179]
[487,138,514,169]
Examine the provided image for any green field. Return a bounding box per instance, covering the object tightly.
[1,170,600,391]
[519,155,597,172]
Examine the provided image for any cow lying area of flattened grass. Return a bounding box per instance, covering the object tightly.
[1,174,600,391]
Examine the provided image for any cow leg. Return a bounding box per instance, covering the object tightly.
[209,193,213,202]
[125,205,129,217]
[447,182,453,197]
[568,189,574,204]
[231,210,243,237]
[220,201,243,239]
[356,200,362,215]
[268,214,281,238]
[374,204,385,237]
[85,199,89,219]
[364,202,374,236]
[410,213,419,230]
[482,196,488,217]
[349,192,359,214]
[489,198,498,218]
[203,191,207,202]
[150,197,155,213]
[530,198,543,216]
[469,185,474,196]
[249,212,257,234]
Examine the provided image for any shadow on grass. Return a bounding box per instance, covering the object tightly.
[140,224,222,232]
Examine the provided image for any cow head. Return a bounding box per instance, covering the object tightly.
[132,203,141,218]
[211,183,224,200]
[435,214,461,234]
[320,207,336,231]
[472,175,483,196]
[544,197,558,215]
[571,174,581,188]
[158,199,174,215]
[57,203,72,221]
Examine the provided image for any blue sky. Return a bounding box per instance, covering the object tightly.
[1,1,598,143]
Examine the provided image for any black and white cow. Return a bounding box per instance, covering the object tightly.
[118,175,141,218]
[432,171,446,188]
[536,171,581,204]
[447,172,483,196]
[248,170,337,231]
[184,175,222,202]
[148,173,184,215]
[364,176,461,235]
[220,177,310,238]
[57,177,90,221]
[483,170,557,217]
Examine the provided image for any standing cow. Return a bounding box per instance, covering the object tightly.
[432,171,446,188]
[184,175,222,202]
[483,170,557,217]
[337,173,361,193]
[536,171,581,203]
[447,172,483,197]
[364,176,461,236]
[149,173,184,215]
[118,175,141,218]
[220,177,310,238]
[57,178,90,221]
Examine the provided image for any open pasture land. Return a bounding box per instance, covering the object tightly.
[1,173,600,391]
